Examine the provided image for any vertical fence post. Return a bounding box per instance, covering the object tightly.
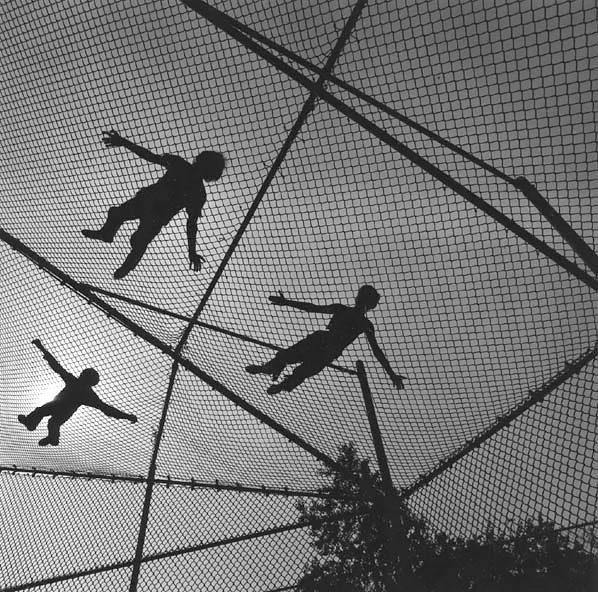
[356,360,394,493]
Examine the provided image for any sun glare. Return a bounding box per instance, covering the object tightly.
[33,380,62,407]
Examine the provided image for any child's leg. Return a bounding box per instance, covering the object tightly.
[82,191,147,243]
[267,360,327,395]
[246,355,287,380]
[246,333,325,380]
[38,408,75,446]
[38,417,64,446]
[18,402,56,431]
[113,222,161,279]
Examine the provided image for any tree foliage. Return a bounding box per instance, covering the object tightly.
[297,443,596,592]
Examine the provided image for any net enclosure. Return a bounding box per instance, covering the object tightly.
[1,0,596,590]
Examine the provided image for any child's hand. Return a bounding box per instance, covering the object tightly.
[128,414,137,424]
[102,129,124,147]
[32,338,42,347]
[189,252,205,271]
[392,373,405,391]
[269,291,287,306]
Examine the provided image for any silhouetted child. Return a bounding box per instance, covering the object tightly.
[17,339,137,446]
[246,285,406,394]
[82,130,225,279]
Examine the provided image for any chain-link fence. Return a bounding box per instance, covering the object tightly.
[1,0,596,590]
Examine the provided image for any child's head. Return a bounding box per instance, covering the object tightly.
[194,151,226,181]
[79,368,100,386]
[356,285,380,311]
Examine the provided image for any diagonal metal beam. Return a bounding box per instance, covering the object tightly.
[399,341,598,500]
[128,358,179,591]
[80,283,357,377]
[515,177,598,277]
[180,0,598,293]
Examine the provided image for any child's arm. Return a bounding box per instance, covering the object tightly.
[32,339,72,382]
[186,203,205,272]
[364,326,406,391]
[102,130,165,166]
[269,292,340,314]
[88,396,137,422]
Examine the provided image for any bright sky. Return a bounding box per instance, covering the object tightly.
[1,0,596,589]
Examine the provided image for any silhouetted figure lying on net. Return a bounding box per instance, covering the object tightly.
[83,130,225,279]
[246,285,406,395]
[17,340,137,446]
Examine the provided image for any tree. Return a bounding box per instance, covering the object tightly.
[297,443,596,592]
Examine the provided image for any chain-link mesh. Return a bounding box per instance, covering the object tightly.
[1,0,596,590]
[0,472,140,588]
[408,357,598,549]
[0,243,165,477]
[137,528,313,592]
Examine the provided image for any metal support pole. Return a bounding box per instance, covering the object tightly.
[356,361,394,493]
[179,0,598,293]
[356,361,396,591]
[515,177,598,277]
[128,361,178,591]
